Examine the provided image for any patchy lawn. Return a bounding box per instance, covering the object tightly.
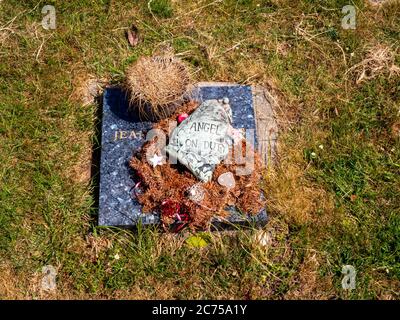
[0,0,399,299]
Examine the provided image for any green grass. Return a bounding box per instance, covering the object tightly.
[148,0,174,18]
[0,0,399,299]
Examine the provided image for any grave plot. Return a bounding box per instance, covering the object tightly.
[98,81,277,231]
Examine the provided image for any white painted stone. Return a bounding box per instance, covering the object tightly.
[217,172,235,189]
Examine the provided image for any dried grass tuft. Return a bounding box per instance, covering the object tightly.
[125,53,191,120]
[347,45,400,84]
[368,0,394,6]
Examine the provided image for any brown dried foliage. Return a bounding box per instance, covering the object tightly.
[129,102,264,230]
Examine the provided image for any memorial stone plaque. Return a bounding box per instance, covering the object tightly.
[166,98,233,182]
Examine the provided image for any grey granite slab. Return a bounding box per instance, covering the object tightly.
[98,84,268,228]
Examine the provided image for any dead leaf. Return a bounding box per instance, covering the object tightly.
[185,233,211,248]
[126,24,139,47]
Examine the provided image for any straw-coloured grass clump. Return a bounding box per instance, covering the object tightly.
[347,45,400,84]
[125,54,191,120]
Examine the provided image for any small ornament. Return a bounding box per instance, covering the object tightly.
[186,183,205,203]
[160,199,190,233]
[177,113,189,124]
[161,199,180,218]
[217,172,236,189]
[132,181,144,198]
[148,153,164,167]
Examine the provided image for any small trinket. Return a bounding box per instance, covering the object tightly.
[186,183,205,203]
[148,153,164,168]
[177,113,189,124]
[160,199,190,233]
[217,172,236,189]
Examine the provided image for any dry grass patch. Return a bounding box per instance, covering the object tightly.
[0,261,73,300]
[391,121,400,139]
[0,262,26,299]
[70,72,106,107]
[109,281,181,299]
[284,251,335,300]
[66,130,93,184]
[347,44,400,84]
[368,276,400,300]
[85,233,114,262]
[265,161,335,226]
[368,0,399,7]
[64,71,100,184]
